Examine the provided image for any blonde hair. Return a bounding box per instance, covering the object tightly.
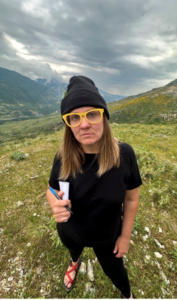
[57,115,120,179]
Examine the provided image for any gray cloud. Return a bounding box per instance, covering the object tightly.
[0,0,177,95]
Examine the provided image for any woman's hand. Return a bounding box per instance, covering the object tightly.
[113,188,139,258]
[53,191,72,222]
[113,235,130,258]
[47,189,72,223]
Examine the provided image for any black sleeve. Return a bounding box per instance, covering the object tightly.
[48,153,60,190]
[120,142,142,190]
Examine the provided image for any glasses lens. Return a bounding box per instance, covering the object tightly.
[86,110,101,123]
[67,114,81,126]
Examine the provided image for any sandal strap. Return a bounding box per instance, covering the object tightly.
[65,272,74,285]
[65,261,79,285]
[69,261,79,270]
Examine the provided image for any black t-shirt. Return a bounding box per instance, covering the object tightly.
[48,142,142,247]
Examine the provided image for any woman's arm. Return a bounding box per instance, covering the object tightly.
[113,187,139,257]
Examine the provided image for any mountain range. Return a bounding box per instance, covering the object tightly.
[0,67,177,124]
[0,67,123,123]
[36,78,124,103]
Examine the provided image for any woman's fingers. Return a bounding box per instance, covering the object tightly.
[53,206,68,214]
[54,209,71,223]
[56,216,70,223]
[52,198,72,223]
[53,200,71,213]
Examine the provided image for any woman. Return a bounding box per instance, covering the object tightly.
[46,76,142,298]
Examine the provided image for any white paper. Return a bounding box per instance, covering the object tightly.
[59,181,70,199]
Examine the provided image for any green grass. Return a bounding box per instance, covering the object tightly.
[0,113,64,145]
[0,122,177,298]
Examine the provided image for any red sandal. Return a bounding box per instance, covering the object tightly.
[63,257,82,292]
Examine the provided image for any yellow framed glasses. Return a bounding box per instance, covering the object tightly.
[62,108,104,128]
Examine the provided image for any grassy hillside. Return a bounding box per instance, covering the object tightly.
[0,113,63,144]
[108,94,177,123]
[108,78,177,124]
[0,122,177,298]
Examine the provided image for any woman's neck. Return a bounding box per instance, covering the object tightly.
[81,143,99,154]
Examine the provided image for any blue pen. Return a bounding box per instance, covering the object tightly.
[49,187,73,215]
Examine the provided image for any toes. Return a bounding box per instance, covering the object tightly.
[64,275,72,288]
[64,277,69,286]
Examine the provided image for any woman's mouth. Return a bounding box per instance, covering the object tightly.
[82,133,92,136]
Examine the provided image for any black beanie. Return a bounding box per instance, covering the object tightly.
[60,75,109,119]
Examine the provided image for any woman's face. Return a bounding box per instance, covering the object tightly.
[70,106,104,153]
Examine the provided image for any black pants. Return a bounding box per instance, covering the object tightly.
[57,225,131,298]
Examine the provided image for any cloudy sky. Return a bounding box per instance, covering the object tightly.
[0,0,177,96]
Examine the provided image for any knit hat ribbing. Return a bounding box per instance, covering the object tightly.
[60,76,109,119]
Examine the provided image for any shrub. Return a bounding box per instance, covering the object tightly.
[11,151,25,161]
[149,181,170,207]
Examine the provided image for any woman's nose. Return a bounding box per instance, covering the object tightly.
[80,116,90,128]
